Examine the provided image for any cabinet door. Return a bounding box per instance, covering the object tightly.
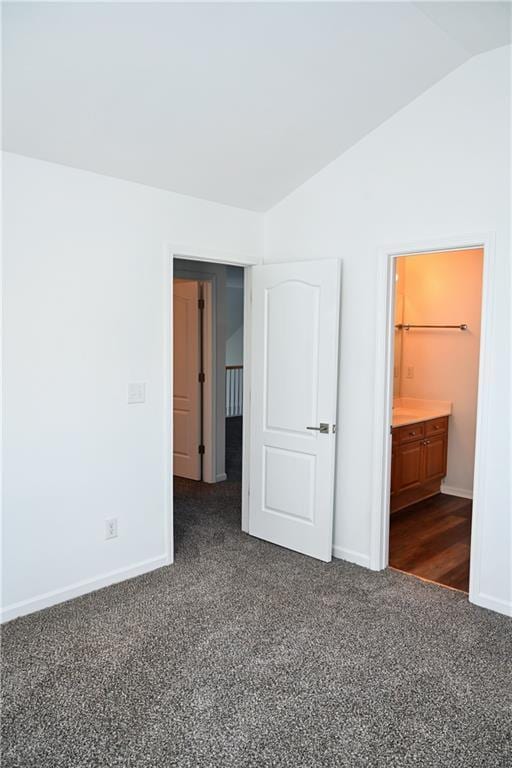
[397,441,423,491]
[391,445,400,495]
[423,434,447,481]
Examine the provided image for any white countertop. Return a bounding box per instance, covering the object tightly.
[392,398,452,428]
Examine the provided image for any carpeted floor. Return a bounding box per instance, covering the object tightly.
[2,418,511,767]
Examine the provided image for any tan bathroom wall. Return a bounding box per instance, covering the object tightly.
[399,248,483,497]
[393,256,406,399]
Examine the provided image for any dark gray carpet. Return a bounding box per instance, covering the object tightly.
[2,420,511,766]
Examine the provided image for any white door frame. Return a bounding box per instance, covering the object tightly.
[369,232,495,608]
[165,245,258,562]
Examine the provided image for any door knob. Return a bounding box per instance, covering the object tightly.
[306,423,329,434]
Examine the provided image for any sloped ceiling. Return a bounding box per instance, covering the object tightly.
[3,2,510,211]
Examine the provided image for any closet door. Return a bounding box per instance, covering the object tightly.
[173,280,201,480]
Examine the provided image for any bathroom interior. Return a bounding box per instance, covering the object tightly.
[388,248,483,592]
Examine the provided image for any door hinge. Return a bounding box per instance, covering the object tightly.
[198,298,205,310]
[198,372,205,383]
[198,444,205,455]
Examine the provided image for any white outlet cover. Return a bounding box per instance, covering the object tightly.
[105,518,118,540]
[128,382,146,404]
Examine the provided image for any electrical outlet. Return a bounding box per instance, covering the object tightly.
[105,518,118,540]
[406,366,414,379]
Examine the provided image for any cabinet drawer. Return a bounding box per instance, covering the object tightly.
[399,422,424,443]
[425,416,448,436]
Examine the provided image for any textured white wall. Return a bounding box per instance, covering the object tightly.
[264,47,511,615]
[2,153,262,619]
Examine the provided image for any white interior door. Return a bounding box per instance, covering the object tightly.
[249,260,341,561]
[173,279,201,480]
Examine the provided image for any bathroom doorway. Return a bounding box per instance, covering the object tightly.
[387,248,484,592]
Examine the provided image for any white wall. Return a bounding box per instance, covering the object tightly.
[264,47,511,615]
[2,153,262,620]
[3,48,510,620]
[398,249,483,497]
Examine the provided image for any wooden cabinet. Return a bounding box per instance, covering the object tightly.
[391,445,400,495]
[400,422,424,444]
[423,434,447,482]
[397,441,423,490]
[391,416,448,513]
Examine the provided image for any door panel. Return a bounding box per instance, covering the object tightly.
[249,260,341,561]
[265,280,320,433]
[264,446,315,522]
[423,434,447,481]
[391,446,400,495]
[173,280,201,480]
[398,441,423,489]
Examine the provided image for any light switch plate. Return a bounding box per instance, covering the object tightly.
[128,382,146,404]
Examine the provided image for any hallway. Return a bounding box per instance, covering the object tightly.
[174,416,242,557]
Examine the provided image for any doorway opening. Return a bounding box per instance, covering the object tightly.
[387,247,484,593]
[169,254,342,566]
[172,259,245,552]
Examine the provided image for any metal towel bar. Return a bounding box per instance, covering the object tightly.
[395,323,468,331]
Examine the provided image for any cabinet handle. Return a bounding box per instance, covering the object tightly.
[409,431,416,436]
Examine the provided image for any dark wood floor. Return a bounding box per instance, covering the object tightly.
[389,493,472,592]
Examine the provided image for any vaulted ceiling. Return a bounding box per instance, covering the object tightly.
[3,2,510,211]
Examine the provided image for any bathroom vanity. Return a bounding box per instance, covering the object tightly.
[391,400,451,513]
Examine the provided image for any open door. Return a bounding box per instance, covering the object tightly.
[249,260,341,561]
[173,279,201,480]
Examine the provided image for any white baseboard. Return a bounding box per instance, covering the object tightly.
[203,473,227,484]
[1,553,172,624]
[470,591,512,617]
[332,545,371,569]
[441,483,473,499]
